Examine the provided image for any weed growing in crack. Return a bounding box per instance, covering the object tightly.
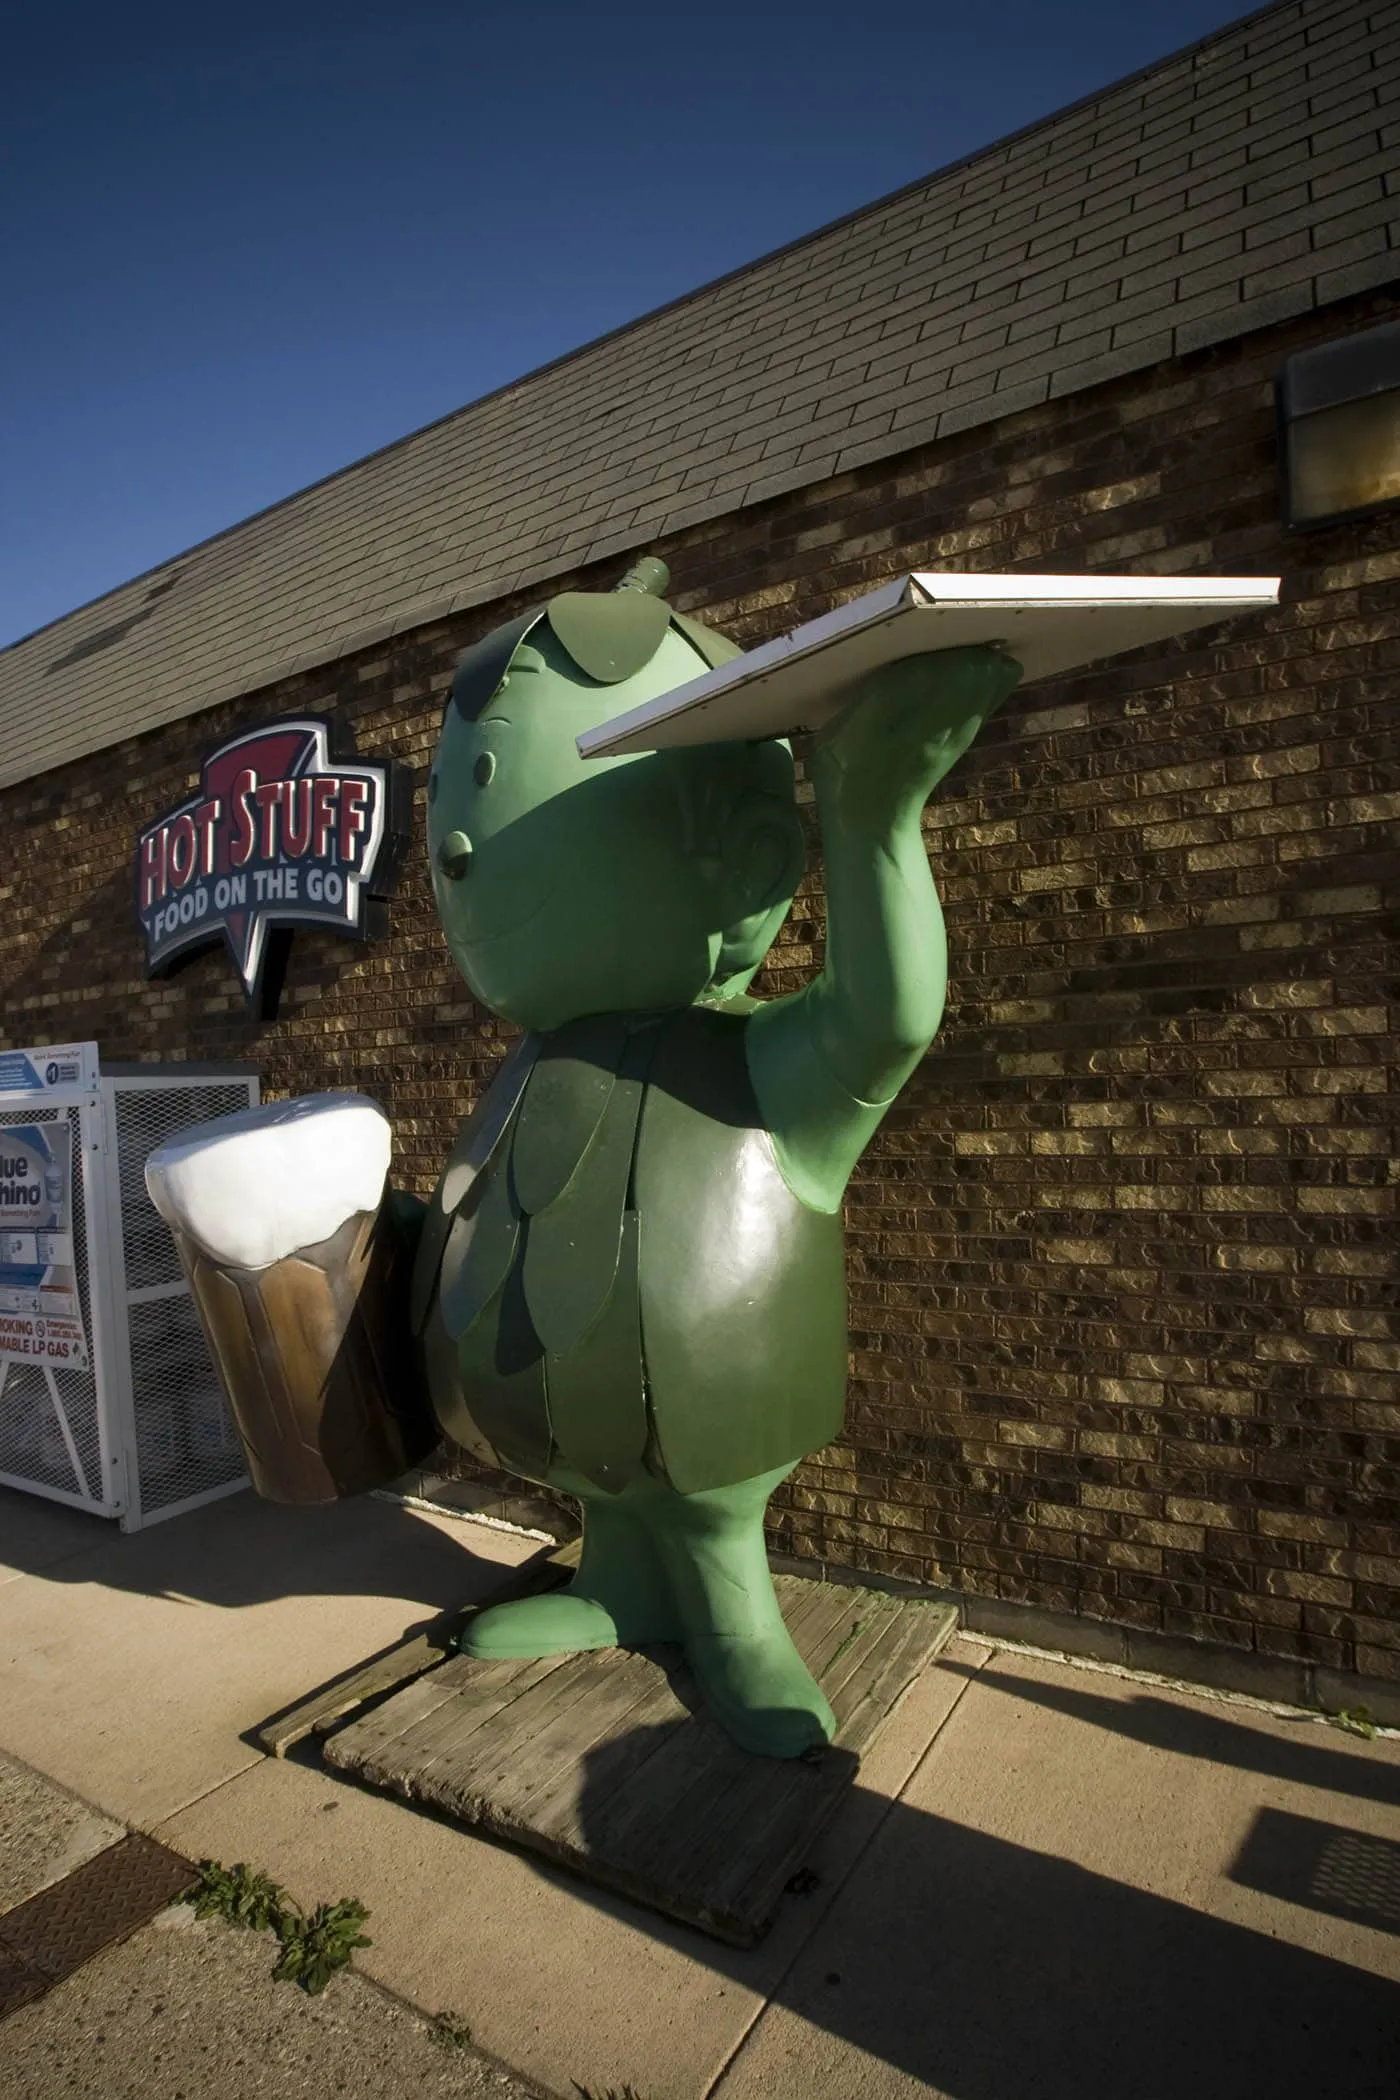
[182,1859,372,1994]
[429,2012,475,2051]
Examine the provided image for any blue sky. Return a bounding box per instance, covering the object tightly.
[2,0,1258,650]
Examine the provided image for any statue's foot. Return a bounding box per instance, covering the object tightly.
[684,1624,837,1760]
[458,1589,623,1659]
[459,1487,679,1659]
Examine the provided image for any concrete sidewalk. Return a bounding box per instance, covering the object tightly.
[2,1482,1398,2100]
[0,1890,538,2100]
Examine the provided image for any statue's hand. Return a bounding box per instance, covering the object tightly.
[810,645,1021,831]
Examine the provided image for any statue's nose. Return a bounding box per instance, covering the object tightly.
[437,829,472,881]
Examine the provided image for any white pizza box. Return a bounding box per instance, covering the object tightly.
[578,571,1281,758]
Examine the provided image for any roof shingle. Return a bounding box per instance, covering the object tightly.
[2,0,1395,790]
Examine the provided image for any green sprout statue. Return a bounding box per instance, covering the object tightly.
[409,555,1020,1758]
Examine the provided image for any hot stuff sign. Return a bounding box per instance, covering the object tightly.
[136,718,408,1006]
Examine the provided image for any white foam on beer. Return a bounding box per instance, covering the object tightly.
[144,1093,392,1271]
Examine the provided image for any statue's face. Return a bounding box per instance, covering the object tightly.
[428,622,802,1032]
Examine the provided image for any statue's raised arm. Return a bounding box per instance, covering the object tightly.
[748,645,1022,1214]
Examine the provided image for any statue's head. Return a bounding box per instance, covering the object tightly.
[427,559,805,1033]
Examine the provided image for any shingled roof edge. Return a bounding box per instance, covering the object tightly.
[0,0,1281,664]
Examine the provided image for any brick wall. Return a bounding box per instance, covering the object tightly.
[3,286,1397,1687]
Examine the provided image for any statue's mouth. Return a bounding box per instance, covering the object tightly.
[456,889,553,949]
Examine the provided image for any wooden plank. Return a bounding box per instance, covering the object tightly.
[325,1572,959,1947]
[374,1649,577,1766]
[320,1663,471,1769]
[256,1534,581,1756]
[787,1577,892,1676]
[567,1694,745,1879]
[676,1598,916,1914]
[838,1601,959,1753]
[555,1585,953,1940]
[569,1580,847,1867]
[630,1578,893,1900]
[709,1601,957,1924]
[258,1632,460,1760]
[445,1649,675,1835]
[619,1608,858,1894]
[328,1654,570,1792]
[657,1748,847,1930]
[527,1660,695,1849]
[508,1658,683,1838]
[409,1650,623,1801]
[819,1594,918,1727]
[476,1649,672,1807]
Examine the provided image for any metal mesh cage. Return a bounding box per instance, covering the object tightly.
[126,1291,245,1512]
[0,1102,104,1506]
[111,1077,256,1521]
[114,1083,253,1292]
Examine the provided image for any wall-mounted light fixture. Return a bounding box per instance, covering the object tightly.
[1278,316,1400,529]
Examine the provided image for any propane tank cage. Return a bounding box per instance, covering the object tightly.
[0,1042,258,1530]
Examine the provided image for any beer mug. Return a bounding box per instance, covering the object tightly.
[145,1093,437,1504]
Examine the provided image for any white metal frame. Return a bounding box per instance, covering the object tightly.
[98,1067,258,1531]
[0,1054,258,1531]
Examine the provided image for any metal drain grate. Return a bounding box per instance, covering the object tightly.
[0,1945,48,2019]
[0,1833,195,2020]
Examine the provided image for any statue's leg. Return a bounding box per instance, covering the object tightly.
[640,1463,837,1760]
[457,1470,678,1659]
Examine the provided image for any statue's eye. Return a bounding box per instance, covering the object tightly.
[474,752,496,788]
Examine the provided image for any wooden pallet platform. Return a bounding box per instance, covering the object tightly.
[322,1577,956,1946]
[254,1537,583,1758]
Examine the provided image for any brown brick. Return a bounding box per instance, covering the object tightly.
[1261,1569,1354,1607]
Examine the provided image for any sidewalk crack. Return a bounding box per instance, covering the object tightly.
[699,1644,993,2099]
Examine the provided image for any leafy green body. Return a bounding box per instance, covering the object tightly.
[417,1003,846,1496]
